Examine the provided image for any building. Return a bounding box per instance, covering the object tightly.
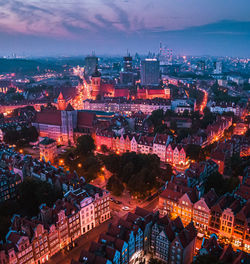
[193,189,218,233]
[213,61,223,74]
[91,67,102,99]
[84,56,98,77]
[123,55,133,72]
[0,172,21,203]
[39,137,57,163]
[57,92,66,110]
[153,134,171,162]
[140,59,160,85]
[197,236,249,264]
[166,144,189,168]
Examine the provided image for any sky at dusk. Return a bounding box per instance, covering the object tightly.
[0,0,250,57]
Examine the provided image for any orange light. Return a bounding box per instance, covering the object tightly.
[19,149,23,154]
[78,163,82,168]
[101,167,105,172]
[59,159,64,165]
[116,151,120,155]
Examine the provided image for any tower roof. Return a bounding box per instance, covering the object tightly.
[58,92,64,100]
[65,103,75,111]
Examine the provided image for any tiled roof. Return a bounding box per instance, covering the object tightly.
[77,111,95,129]
[35,110,62,126]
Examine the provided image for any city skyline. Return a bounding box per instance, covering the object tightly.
[0,0,249,56]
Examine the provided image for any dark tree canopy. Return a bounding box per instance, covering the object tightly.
[76,135,96,157]
[102,152,161,197]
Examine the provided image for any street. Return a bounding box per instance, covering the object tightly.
[47,218,113,264]
[47,195,159,264]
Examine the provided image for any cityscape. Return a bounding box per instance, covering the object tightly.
[0,1,250,264]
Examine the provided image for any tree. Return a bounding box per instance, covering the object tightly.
[186,144,205,162]
[102,154,120,174]
[148,109,167,133]
[102,152,162,198]
[18,177,62,217]
[76,135,95,157]
[106,175,124,196]
[205,172,239,196]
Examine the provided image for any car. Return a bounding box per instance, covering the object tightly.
[122,206,130,211]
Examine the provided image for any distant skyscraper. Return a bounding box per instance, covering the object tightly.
[140,59,160,85]
[197,60,206,72]
[214,61,223,74]
[123,55,133,72]
[84,56,98,77]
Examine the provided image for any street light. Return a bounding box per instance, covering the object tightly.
[78,163,82,168]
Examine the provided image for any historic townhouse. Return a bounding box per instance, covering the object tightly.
[95,129,114,151]
[6,232,34,264]
[137,135,154,154]
[80,196,95,234]
[153,134,171,162]
[75,208,197,264]
[166,144,188,167]
[193,189,218,233]
[98,234,129,264]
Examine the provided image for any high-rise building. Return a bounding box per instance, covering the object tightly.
[140,59,160,85]
[197,60,206,72]
[214,61,223,74]
[84,56,98,77]
[123,55,133,72]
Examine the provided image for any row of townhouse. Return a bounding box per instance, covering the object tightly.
[209,101,247,117]
[159,170,250,253]
[0,187,111,264]
[181,116,233,148]
[196,236,249,263]
[72,207,197,264]
[95,130,189,167]
[83,98,172,115]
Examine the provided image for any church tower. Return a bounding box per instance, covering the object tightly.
[57,92,66,110]
[91,66,101,99]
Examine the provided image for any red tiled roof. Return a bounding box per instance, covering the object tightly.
[160,188,183,202]
[35,110,62,126]
[58,92,64,100]
[147,89,165,95]
[114,88,129,98]
[77,111,95,129]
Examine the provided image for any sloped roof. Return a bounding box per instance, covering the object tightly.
[65,103,75,111]
[77,111,95,129]
[35,110,62,126]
